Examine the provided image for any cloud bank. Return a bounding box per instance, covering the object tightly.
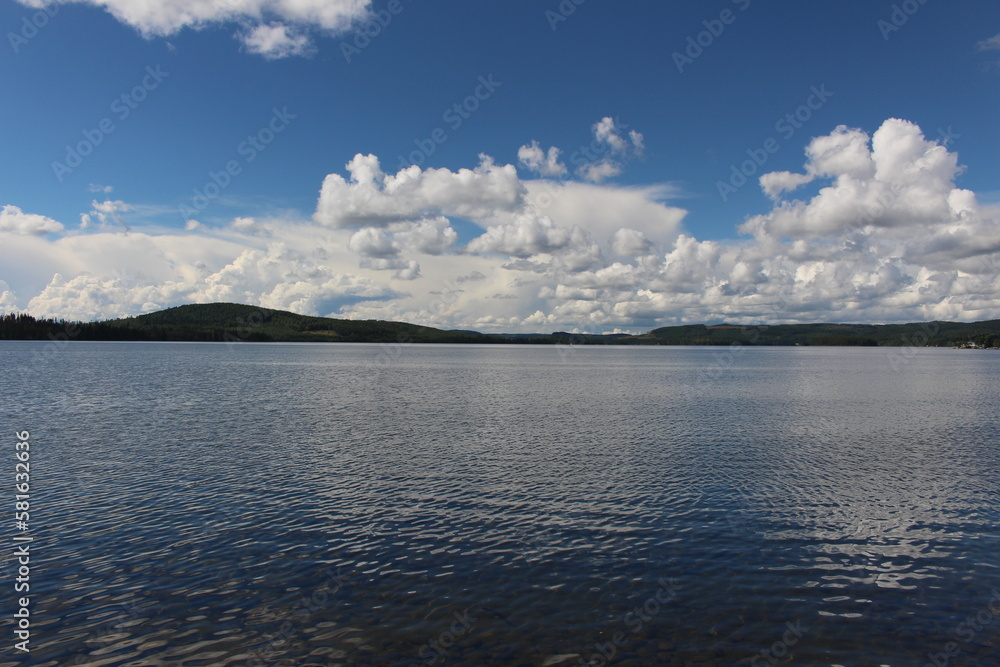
[2,118,999,331]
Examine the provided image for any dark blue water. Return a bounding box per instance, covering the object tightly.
[2,342,999,666]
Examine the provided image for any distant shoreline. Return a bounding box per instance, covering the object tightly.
[2,302,999,348]
[2,339,997,350]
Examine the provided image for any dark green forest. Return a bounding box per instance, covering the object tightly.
[628,321,1000,348]
[2,303,999,347]
[0,304,496,344]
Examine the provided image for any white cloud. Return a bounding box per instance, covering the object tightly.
[4,118,1000,332]
[340,217,457,281]
[577,117,645,183]
[15,228,402,320]
[391,217,458,256]
[314,154,524,228]
[611,228,653,257]
[759,171,815,201]
[0,205,64,235]
[628,130,645,154]
[577,161,622,183]
[239,23,312,59]
[345,227,429,280]
[80,200,132,231]
[524,180,685,253]
[348,227,398,258]
[0,280,18,313]
[466,213,585,258]
[743,119,966,239]
[593,117,627,152]
[806,124,875,179]
[230,216,272,236]
[977,33,1000,51]
[14,0,371,57]
[518,118,645,184]
[517,141,567,177]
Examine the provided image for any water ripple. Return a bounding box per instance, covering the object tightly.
[1,342,998,666]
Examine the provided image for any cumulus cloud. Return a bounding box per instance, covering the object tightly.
[517,141,567,177]
[314,154,524,228]
[758,125,875,199]
[742,119,968,240]
[760,171,815,201]
[230,216,272,236]
[578,161,622,183]
[5,117,1000,332]
[466,213,588,259]
[524,180,685,253]
[14,0,371,58]
[577,117,644,183]
[471,118,1000,329]
[391,217,458,256]
[806,124,875,179]
[339,217,457,281]
[518,117,645,184]
[0,281,18,312]
[239,23,312,59]
[344,227,429,280]
[611,228,653,257]
[196,241,397,309]
[593,117,631,154]
[353,256,420,280]
[348,227,398,258]
[0,205,64,235]
[13,228,397,321]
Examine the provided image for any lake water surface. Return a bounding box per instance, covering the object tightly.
[3,342,999,666]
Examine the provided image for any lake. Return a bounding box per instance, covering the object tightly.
[3,342,999,666]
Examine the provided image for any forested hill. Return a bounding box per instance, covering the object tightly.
[629,321,1000,347]
[1,303,999,347]
[0,303,502,344]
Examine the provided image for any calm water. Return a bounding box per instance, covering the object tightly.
[2,342,999,666]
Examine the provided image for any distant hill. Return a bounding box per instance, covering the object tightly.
[1,303,999,347]
[630,321,1000,347]
[0,303,498,344]
[108,303,499,343]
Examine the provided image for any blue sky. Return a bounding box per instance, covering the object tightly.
[1,0,999,331]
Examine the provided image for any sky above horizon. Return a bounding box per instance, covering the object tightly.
[1,0,999,332]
